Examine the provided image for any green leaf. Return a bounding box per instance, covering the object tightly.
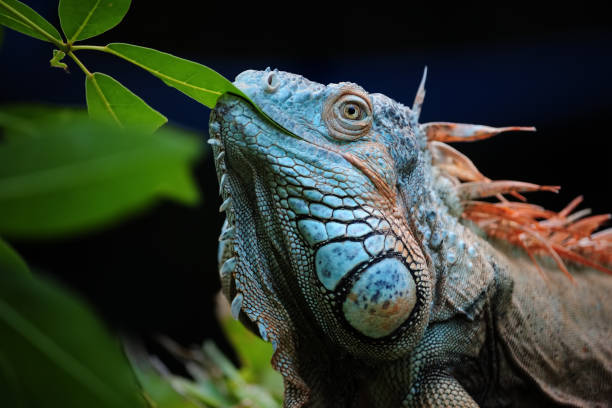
[0,265,146,407]
[123,340,212,408]
[105,43,248,109]
[0,237,29,275]
[0,104,88,139]
[222,317,284,397]
[86,72,167,133]
[50,49,68,70]
[102,43,294,137]
[0,0,62,44]
[0,109,202,238]
[59,0,131,43]
[202,341,281,408]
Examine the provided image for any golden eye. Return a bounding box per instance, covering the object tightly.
[343,103,361,120]
[322,87,373,141]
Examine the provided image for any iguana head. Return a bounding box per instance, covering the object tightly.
[210,69,433,361]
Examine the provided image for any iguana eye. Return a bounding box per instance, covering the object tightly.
[323,88,373,141]
[342,103,362,120]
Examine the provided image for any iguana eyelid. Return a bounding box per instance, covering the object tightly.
[323,87,373,141]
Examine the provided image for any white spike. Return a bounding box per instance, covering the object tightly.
[412,66,428,121]
[220,257,236,276]
[207,138,222,147]
[216,151,225,161]
[219,225,235,241]
[219,173,228,194]
[219,197,232,212]
[257,321,268,341]
[230,293,243,320]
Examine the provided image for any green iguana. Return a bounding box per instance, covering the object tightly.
[209,68,612,407]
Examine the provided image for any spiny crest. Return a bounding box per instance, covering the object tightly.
[424,125,611,277]
[463,198,612,279]
[412,71,611,276]
[411,66,427,123]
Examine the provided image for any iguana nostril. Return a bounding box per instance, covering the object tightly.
[264,71,279,93]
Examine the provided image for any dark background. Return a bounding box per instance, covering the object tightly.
[1,2,610,351]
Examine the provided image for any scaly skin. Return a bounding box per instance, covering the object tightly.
[209,69,612,407]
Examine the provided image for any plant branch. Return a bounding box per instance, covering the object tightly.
[67,51,92,77]
[70,45,107,52]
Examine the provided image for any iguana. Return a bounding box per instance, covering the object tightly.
[208,68,612,407]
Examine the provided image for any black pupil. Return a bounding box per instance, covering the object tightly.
[347,106,356,116]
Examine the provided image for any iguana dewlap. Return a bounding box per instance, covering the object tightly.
[209,68,612,407]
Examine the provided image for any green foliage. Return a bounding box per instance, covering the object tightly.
[134,333,282,408]
[200,340,281,408]
[86,72,167,131]
[0,1,275,129]
[0,107,202,238]
[0,237,29,275]
[0,250,146,408]
[222,317,284,396]
[127,340,235,408]
[104,43,248,109]
[59,0,131,43]
[0,1,287,406]
[0,104,89,139]
[0,0,62,43]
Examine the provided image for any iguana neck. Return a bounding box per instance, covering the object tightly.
[401,161,492,316]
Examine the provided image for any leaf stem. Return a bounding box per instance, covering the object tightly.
[70,45,107,52]
[67,51,92,78]
[0,0,63,47]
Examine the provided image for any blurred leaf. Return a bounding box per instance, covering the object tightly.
[59,0,131,43]
[0,237,29,275]
[0,265,146,407]
[202,341,280,408]
[0,0,62,43]
[86,72,167,132]
[123,340,205,408]
[0,109,202,238]
[135,368,208,408]
[105,43,249,109]
[156,334,282,407]
[0,104,88,139]
[50,49,68,70]
[221,317,284,396]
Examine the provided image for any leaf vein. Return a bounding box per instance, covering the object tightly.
[0,297,129,406]
[90,74,123,127]
[106,47,222,96]
[69,0,101,43]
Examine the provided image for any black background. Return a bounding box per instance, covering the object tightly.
[1,2,610,352]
